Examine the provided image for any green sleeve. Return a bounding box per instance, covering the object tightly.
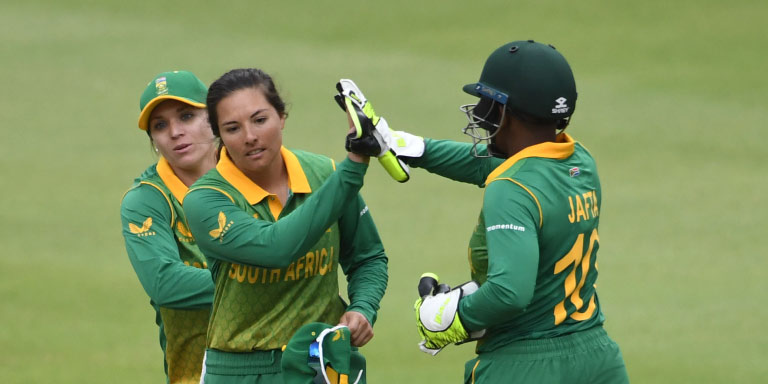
[458,180,540,330]
[337,193,388,326]
[408,139,505,186]
[184,158,368,268]
[121,185,214,310]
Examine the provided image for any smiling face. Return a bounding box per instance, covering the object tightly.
[216,86,286,179]
[148,99,216,172]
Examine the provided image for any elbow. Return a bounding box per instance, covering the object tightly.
[485,280,533,313]
[255,245,296,269]
[148,264,183,307]
[150,281,176,307]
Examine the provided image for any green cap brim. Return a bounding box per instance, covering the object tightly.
[137,96,206,131]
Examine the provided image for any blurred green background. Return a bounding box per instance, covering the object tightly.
[1,0,766,382]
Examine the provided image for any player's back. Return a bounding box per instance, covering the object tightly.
[482,135,605,349]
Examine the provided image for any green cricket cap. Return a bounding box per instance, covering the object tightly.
[138,70,207,130]
[282,322,354,384]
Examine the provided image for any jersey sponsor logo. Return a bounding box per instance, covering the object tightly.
[359,205,369,217]
[567,190,599,223]
[129,217,156,237]
[176,221,195,243]
[155,76,168,95]
[209,211,234,241]
[552,97,569,114]
[227,246,335,284]
[486,223,526,232]
[569,167,580,177]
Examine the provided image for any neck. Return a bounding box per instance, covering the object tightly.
[508,133,556,156]
[498,119,557,157]
[244,153,289,203]
[171,148,218,187]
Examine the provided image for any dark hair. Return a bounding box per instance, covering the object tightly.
[206,68,287,137]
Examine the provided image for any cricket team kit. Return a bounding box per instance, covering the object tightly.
[183,147,386,383]
[124,39,626,383]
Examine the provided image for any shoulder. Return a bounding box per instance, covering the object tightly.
[185,169,237,205]
[572,141,598,169]
[190,167,226,188]
[484,178,539,204]
[131,163,160,184]
[121,181,174,227]
[121,163,167,206]
[292,149,334,169]
[290,149,336,180]
[485,175,543,226]
[121,166,169,211]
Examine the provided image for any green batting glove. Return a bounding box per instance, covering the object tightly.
[414,280,486,355]
[334,79,424,183]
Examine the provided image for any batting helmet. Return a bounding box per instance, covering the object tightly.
[463,40,577,123]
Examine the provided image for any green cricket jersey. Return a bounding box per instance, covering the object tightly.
[411,133,605,353]
[183,147,387,353]
[120,157,213,383]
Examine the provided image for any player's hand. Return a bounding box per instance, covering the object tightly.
[334,79,423,182]
[345,113,370,164]
[414,277,486,355]
[338,311,373,347]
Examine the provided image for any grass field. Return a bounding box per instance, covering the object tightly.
[1,0,766,382]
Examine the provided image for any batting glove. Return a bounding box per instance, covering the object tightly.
[414,279,486,355]
[334,79,424,183]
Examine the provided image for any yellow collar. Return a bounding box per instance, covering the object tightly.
[485,133,576,185]
[216,146,312,205]
[156,157,189,203]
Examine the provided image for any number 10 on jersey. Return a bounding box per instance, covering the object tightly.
[553,229,599,325]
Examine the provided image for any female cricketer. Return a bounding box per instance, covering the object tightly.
[338,41,630,383]
[182,68,387,383]
[120,70,217,383]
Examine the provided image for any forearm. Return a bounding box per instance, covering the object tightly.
[458,278,533,330]
[345,256,388,325]
[408,139,503,186]
[126,247,214,309]
[151,261,214,309]
[122,188,214,309]
[337,194,388,325]
[187,158,368,268]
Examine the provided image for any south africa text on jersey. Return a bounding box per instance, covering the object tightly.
[228,246,335,284]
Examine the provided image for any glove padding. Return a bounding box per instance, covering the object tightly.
[414,281,486,355]
[335,79,424,182]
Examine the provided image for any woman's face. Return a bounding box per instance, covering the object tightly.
[149,99,215,171]
[216,87,285,177]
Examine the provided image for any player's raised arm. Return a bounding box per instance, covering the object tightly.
[183,156,368,268]
[335,78,505,186]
